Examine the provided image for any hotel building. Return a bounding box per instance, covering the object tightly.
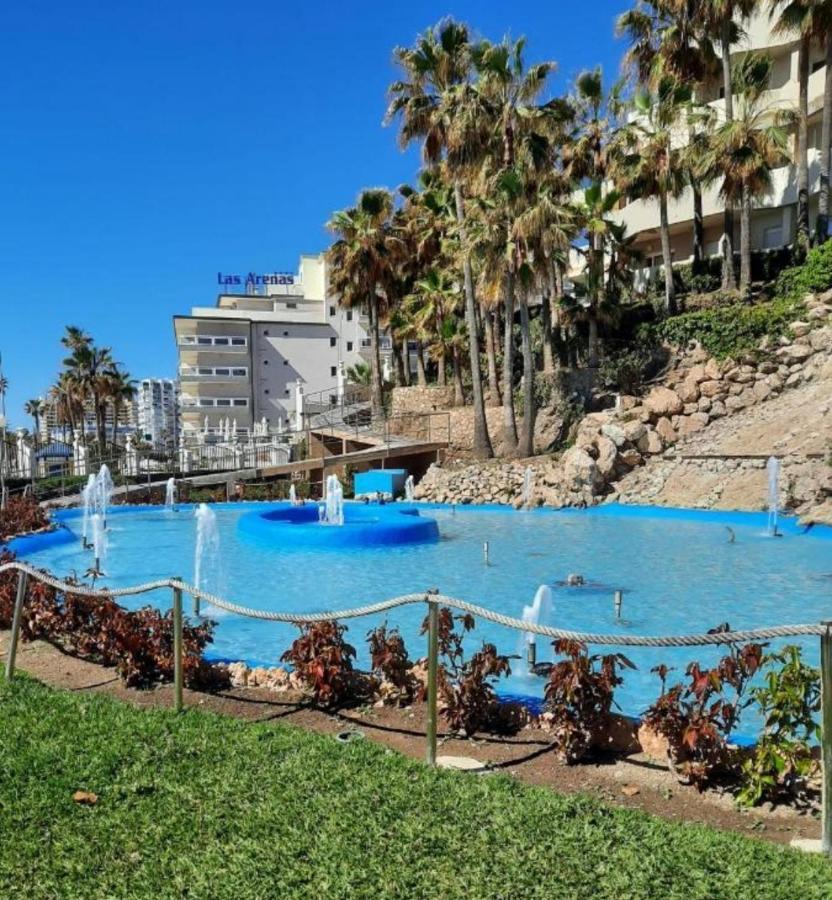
[613,12,830,287]
[173,254,380,437]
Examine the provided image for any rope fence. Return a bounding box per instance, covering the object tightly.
[1,558,831,854]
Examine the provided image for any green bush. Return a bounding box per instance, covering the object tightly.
[737,646,820,808]
[643,295,802,359]
[773,240,832,303]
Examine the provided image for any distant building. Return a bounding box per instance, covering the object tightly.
[137,378,180,450]
[40,396,137,443]
[173,254,384,436]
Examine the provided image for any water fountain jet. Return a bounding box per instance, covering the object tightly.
[767,456,781,537]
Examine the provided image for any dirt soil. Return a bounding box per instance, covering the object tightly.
[0,630,821,848]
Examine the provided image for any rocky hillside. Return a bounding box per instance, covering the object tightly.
[415,289,832,523]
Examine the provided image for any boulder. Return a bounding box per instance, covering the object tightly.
[601,422,627,448]
[655,416,677,444]
[619,448,643,468]
[809,327,832,352]
[621,420,647,443]
[752,380,772,402]
[699,379,723,398]
[704,358,721,380]
[709,399,727,419]
[677,378,700,404]
[561,447,603,493]
[644,386,684,419]
[677,412,709,437]
[637,428,663,455]
[594,435,619,478]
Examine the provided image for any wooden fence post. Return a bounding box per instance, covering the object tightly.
[426,597,439,767]
[821,624,832,855]
[173,578,184,713]
[4,571,29,680]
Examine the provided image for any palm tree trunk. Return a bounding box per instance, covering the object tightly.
[415,341,427,387]
[541,286,554,373]
[483,307,501,406]
[517,291,535,458]
[796,36,810,253]
[451,347,464,407]
[368,297,384,420]
[588,317,600,369]
[818,39,832,244]
[659,189,676,314]
[721,19,736,291]
[437,352,446,386]
[453,180,493,459]
[740,183,752,289]
[502,272,518,454]
[393,342,407,387]
[692,178,705,275]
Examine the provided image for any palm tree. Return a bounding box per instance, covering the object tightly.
[404,268,462,391]
[386,19,494,459]
[62,332,115,450]
[571,183,627,366]
[613,77,692,313]
[105,366,136,445]
[616,0,721,273]
[697,0,758,288]
[24,398,44,440]
[701,53,792,286]
[346,362,371,386]
[326,189,398,420]
[769,0,832,248]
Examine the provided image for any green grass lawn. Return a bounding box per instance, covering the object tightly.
[1,677,831,900]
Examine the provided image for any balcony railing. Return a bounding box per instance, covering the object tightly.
[178,335,248,351]
[179,365,249,380]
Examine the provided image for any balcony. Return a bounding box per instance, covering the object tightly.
[179,365,249,381]
[177,335,248,352]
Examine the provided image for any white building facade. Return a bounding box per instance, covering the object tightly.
[613,12,830,287]
[137,378,179,450]
[173,254,379,437]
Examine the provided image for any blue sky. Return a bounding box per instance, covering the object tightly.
[1,0,628,426]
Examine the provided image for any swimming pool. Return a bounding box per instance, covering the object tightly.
[13,501,832,730]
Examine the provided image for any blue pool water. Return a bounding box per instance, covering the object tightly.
[14,501,832,732]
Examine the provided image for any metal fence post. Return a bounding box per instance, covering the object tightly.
[426,596,439,767]
[172,578,184,713]
[4,571,29,680]
[822,624,832,855]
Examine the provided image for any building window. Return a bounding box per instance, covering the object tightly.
[762,225,783,250]
[283,330,289,336]
[264,389,269,395]
[347,341,353,352]
[330,366,337,377]
[231,337,246,346]
[329,305,336,316]
[330,337,336,347]
[285,388,290,395]
[346,310,353,321]
[286,302,297,309]
[264,329,270,336]
[232,399,247,407]
[263,359,269,365]
[283,360,289,365]
[232,368,246,376]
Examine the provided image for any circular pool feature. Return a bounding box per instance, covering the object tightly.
[237,502,440,548]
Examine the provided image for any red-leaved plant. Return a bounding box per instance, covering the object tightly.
[420,607,525,737]
[544,639,635,763]
[0,497,50,541]
[643,642,764,789]
[281,620,357,707]
[366,623,420,706]
[0,551,222,688]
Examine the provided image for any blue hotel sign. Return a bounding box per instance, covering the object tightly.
[217,271,295,287]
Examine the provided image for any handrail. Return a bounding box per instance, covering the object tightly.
[0,560,825,646]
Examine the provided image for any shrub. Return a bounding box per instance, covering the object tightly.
[643,643,764,790]
[598,347,654,394]
[643,295,802,360]
[544,639,635,763]
[773,240,832,303]
[0,497,50,541]
[421,607,524,736]
[737,645,820,807]
[367,623,420,705]
[0,551,221,688]
[281,620,357,707]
